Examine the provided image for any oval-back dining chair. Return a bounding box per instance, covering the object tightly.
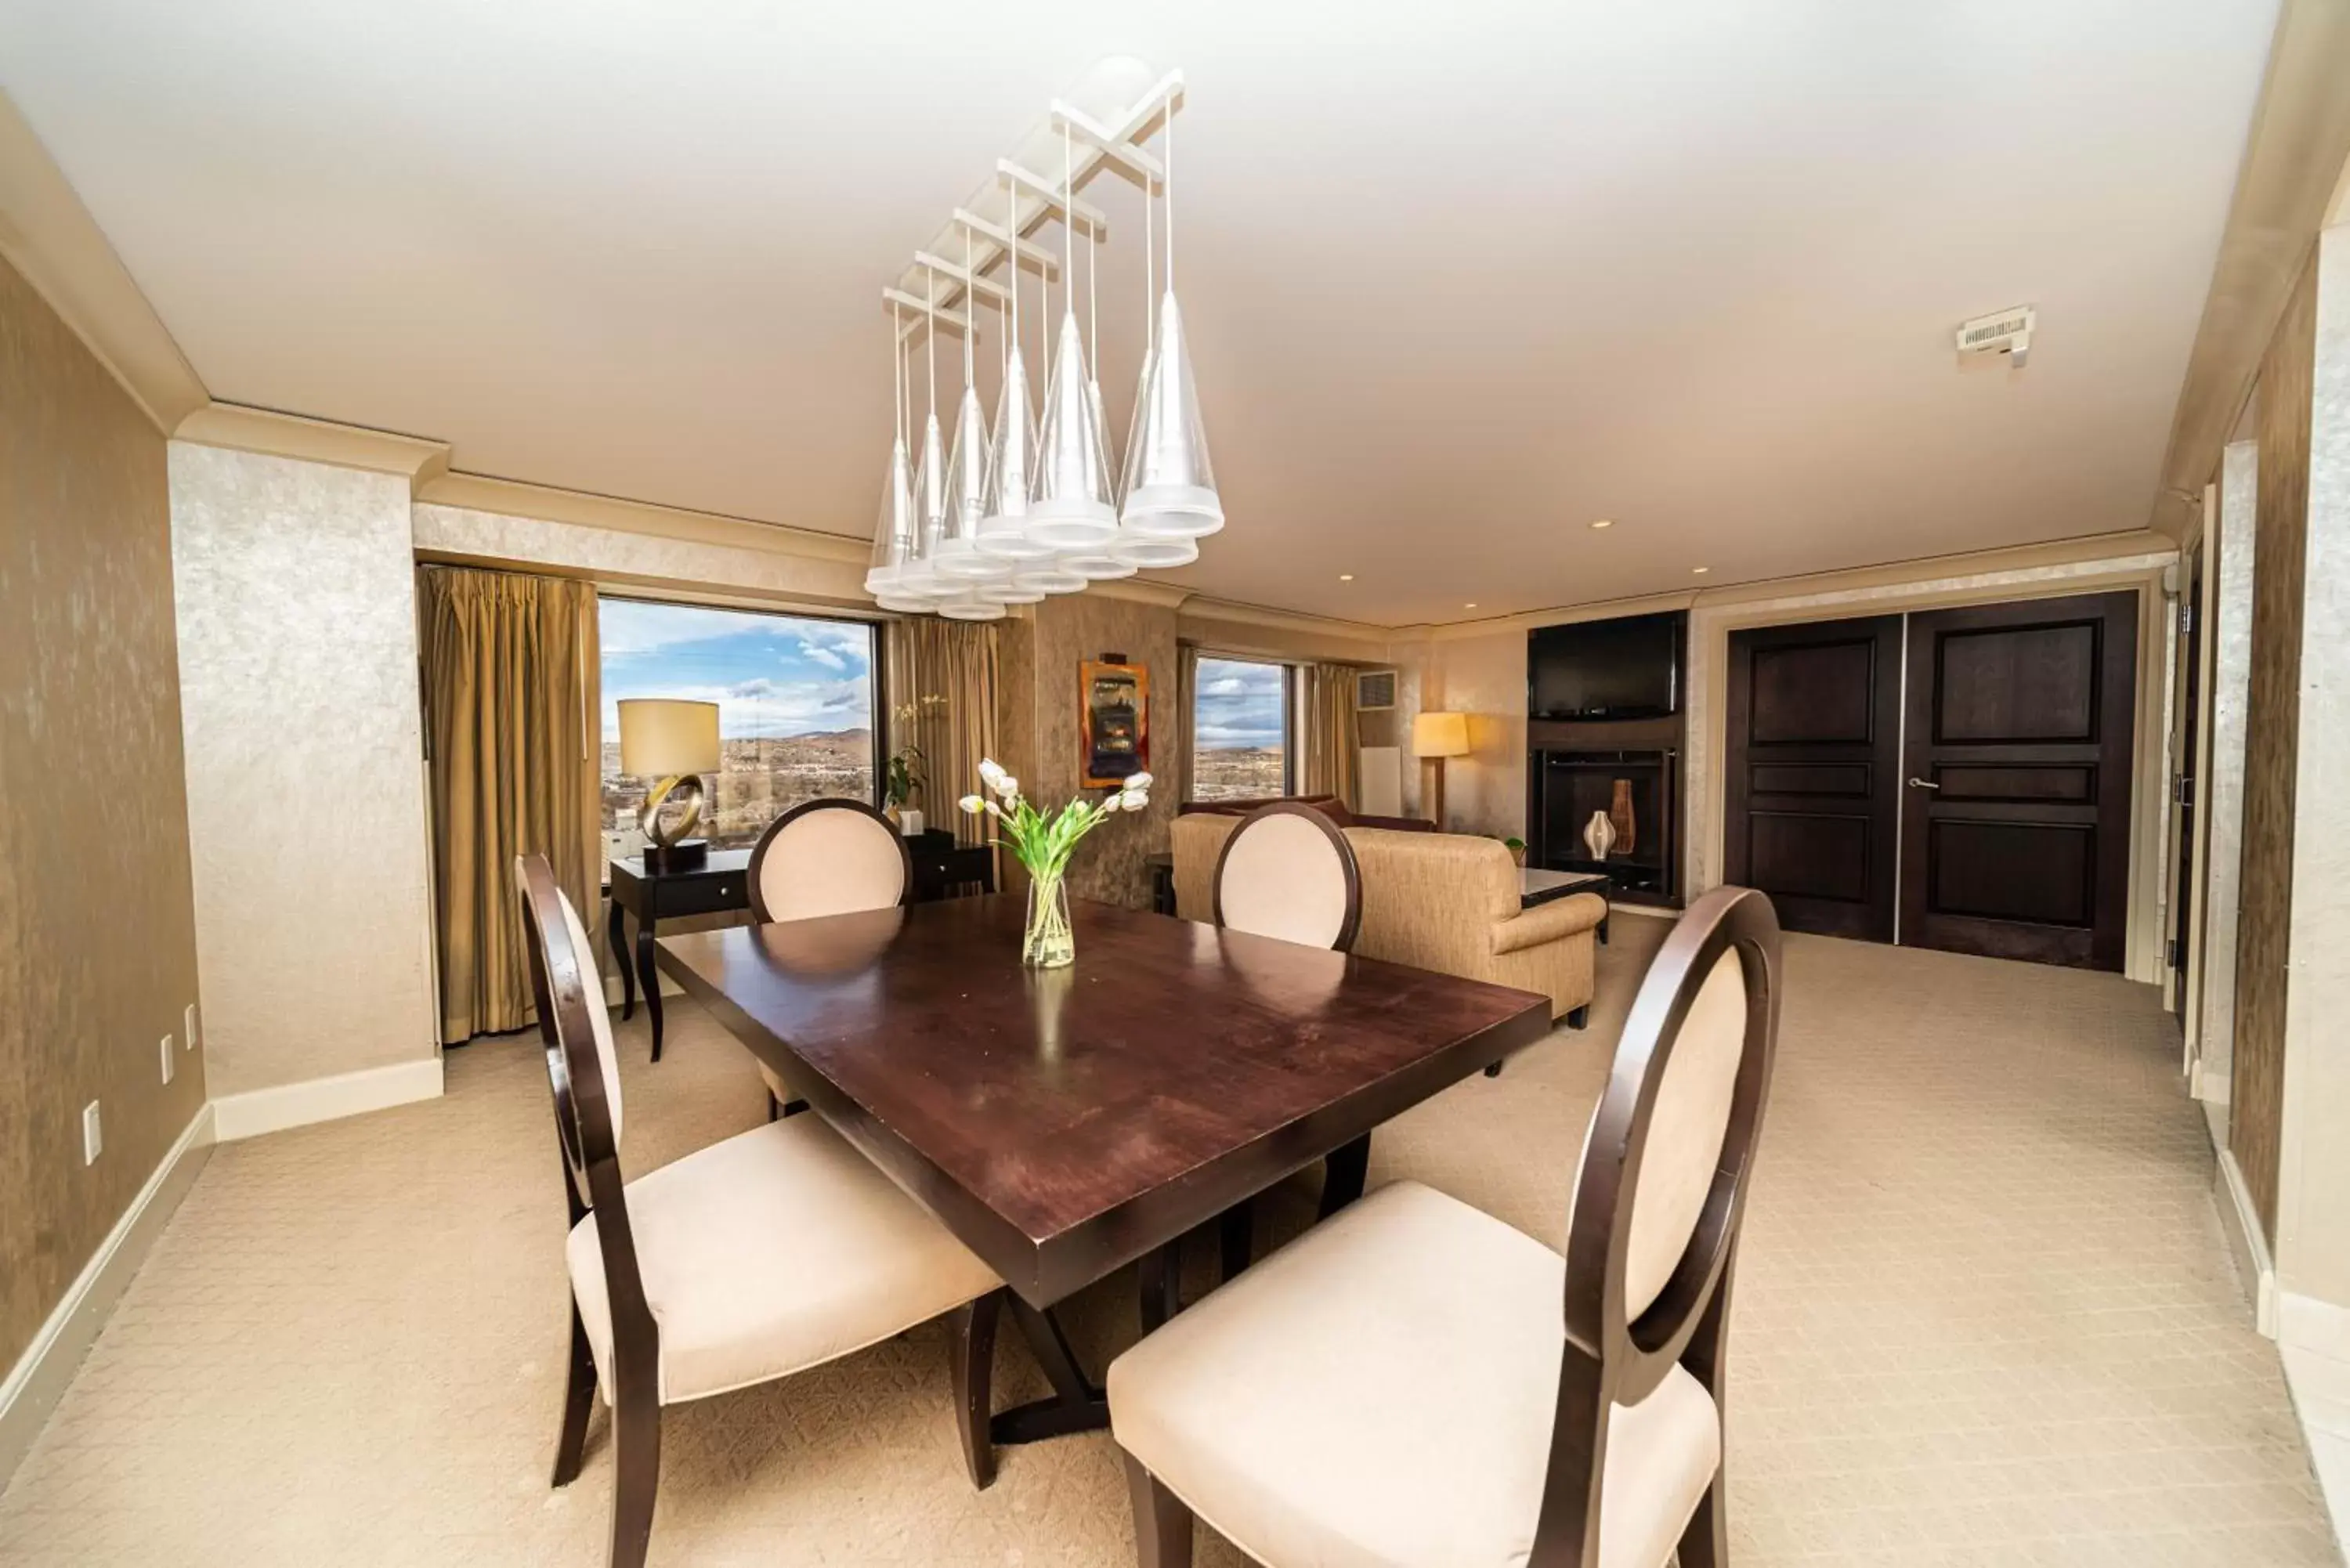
[1210,801,1364,953]
[743,798,913,1115]
[1105,884,1783,1568]
[517,854,1004,1568]
[1207,802,1369,1275]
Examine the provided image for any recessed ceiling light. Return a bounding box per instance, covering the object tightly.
[1338,573,1354,581]
[1465,602,1478,609]
[1589,518,1614,529]
[1691,566,1711,575]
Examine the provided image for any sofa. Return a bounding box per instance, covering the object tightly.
[1170,812,1605,1026]
[1177,793,1434,833]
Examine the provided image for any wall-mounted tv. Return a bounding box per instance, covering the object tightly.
[1528,610,1686,721]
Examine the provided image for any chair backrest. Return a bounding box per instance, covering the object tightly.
[516,855,656,1370]
[1531,884,1782,1565]
[747,798,913,923]
[1211,801,1364,952]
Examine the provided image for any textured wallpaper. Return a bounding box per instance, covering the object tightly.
[1002,596,1182,910]
[169,446,437,1097]
[0,257,208,1372]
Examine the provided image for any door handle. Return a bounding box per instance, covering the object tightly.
[1907,777,1940,790]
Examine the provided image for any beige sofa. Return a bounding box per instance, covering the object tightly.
[1170,815,1605,1025]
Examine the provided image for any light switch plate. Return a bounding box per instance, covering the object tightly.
[185,1002,200,1050]
[82,1101,103,1165]
[161,1034,175,1085]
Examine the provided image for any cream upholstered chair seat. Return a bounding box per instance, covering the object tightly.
[1107,1180,1721,1568]
[566,1112,1000,1405]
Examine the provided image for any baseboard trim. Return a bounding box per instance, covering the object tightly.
[2215,1147,2277,1336]
[0,1102,215,1491]
[210,1056,444,1143]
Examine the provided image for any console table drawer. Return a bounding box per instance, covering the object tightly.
[653,872,747,919]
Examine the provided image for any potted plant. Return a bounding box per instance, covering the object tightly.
[960,759,1151,967]
[886,694,946,836]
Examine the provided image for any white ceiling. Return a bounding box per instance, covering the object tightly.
[0,1,2278,626]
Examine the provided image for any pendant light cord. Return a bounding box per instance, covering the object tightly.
[892,298,904,447]
[1165,96,1175,289]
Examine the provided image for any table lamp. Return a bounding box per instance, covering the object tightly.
[1412,710,1470,830]
[619,698,721,872]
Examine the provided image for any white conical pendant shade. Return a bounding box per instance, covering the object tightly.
[1119,291,1223,539]
[1010,562,1088,594]
[1025,309,1119,548]
[1111,349,1199,567]
[935,385,1010,582]
[935,591,1007,622]
[1054,546,1138,582]
[895,413,949,599]
[865,435,916,594]
[976,345,1054,560]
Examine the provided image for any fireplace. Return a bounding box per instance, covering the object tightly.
[1531,748,1678,901]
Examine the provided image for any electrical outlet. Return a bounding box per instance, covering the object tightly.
[82,1101,103,1165]
[185,1002,200,1050]
[161,1034,175,1085]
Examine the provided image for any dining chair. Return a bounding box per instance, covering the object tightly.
[1105,883,1782,1568]
[516,854,1005,1568]
[743,797,913,1117]
[1208,802,1368,1277]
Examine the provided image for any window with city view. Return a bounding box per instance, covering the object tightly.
[1191,656,1292,800]
[600,598,876,850]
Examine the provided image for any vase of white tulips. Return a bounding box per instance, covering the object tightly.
[960,757,1152,969]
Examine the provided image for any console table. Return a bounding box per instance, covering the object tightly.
[608,830,997,1060]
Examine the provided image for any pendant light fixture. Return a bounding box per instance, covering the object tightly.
[894,291,950,601]
[933,235,1013,586]
[1119,96,1223,540]
[1112,156,1201,569]
[866,301,922,602]
[972,184,1054,563]
[1025,123,1119,549]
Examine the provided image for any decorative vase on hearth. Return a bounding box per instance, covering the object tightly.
[1583,810,1617,862]
[1609,779,1637,855]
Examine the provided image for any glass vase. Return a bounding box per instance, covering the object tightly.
[1022,869,1075,969]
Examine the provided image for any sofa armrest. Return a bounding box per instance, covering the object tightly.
[1490,891,1607,956]
[1344,811,1437,833]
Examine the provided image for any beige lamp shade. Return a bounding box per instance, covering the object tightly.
[1412,711,1471,759]
[618,699,721,777]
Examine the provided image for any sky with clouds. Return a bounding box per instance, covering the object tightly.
[1194,656,1288,750]
[599,599,873,739]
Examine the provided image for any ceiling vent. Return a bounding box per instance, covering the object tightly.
[1956,305,2034,367]
[1356,670,1397,711]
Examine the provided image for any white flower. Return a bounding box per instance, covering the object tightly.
[993,774,1020,800]
[1125,771,1153,792]
[978,759,1007,789]
[958,794,985,816]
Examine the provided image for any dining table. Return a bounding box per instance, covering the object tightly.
[655,891,1553,1444]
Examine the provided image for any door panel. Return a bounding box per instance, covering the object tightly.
[1725,616,1903,941]
[1900,592,2138,970]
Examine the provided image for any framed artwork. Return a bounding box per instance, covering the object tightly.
[1079,659,1149,786]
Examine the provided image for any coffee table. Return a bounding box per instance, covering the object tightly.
[1520,867,1611,944]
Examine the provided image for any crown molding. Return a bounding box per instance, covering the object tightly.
[1175,593,1394,645]
[416,471,871,565]
[174,402,452,487]
[2152,0,2350,537]
[1084,576,1194,610]
[0,89,208,434]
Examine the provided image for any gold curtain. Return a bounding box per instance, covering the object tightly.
[883,618,999,847]
[418,565,602,1042]
[1303,663,1362,807]
[1174,642,1200,802]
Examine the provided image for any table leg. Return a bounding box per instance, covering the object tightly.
[635,918,664,1063]
[1319,1134,1371,1219]
[609,898,636,1021]
[1218,1201,1255,1281]
[989,1297,1108,1444]
[1137,1241,1182,1334]
[1600,912,1611,945]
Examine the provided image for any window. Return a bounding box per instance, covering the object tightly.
[599,598,877,849]
[1191,656,1293,800]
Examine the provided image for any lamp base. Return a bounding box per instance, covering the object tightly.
[643,839,708,874]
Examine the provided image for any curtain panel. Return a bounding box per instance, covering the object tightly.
[418,565,602,1042]
[883,618,999,847]
[1174,642,1200,802]
[1303,663,1362,807]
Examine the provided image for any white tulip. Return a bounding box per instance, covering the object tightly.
[978,759,1007,789]
[993,774,1020,800]
[1125,771,1154,791]
[958,794,985,816]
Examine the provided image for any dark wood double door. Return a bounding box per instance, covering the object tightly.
[1724,591,2138,970]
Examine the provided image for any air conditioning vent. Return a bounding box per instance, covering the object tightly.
[1356,670,1397,711]
[1955,305,2035,367]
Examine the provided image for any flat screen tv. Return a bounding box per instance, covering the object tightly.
[1528,611,1685,721]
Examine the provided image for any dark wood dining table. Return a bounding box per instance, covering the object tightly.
[656,892,1551,1443]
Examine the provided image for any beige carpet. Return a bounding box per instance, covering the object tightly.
[0,922,2336,1566]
